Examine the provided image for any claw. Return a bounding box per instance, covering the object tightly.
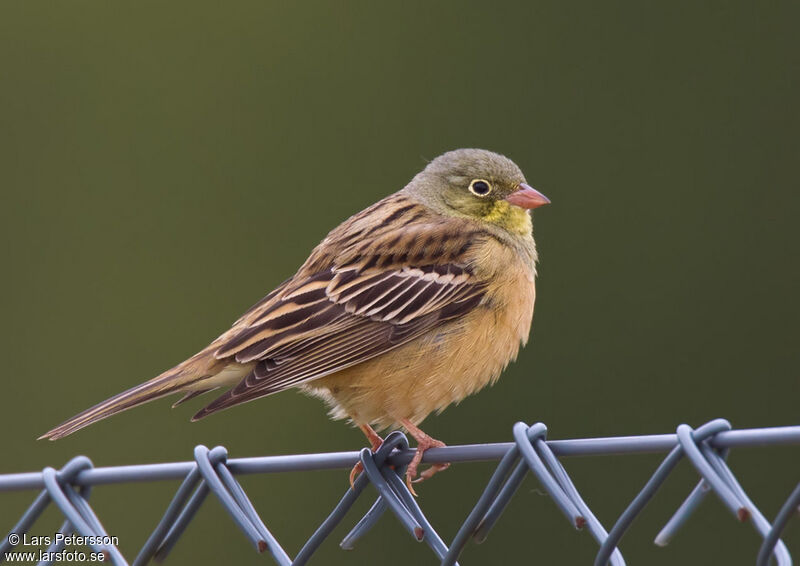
[349,462,364,489]
[413,462,450,483]
[406,472,419,497]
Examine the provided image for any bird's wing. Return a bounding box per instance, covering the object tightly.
[192,198,489,419]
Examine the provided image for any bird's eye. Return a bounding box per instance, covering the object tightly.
[469,179,492,196]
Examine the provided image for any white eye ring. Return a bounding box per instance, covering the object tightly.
[469,179,492,197]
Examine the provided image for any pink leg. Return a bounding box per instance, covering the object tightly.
[401,419,450,496]
[349,423,384,488]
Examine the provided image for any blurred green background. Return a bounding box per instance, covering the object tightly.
[1,2,798,564]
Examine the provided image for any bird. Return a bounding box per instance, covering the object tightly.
[41,148,550,493]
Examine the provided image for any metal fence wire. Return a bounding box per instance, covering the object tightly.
[1,418,799,565]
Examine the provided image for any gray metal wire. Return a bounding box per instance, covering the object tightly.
[1,418,798,565]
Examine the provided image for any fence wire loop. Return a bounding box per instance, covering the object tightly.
[0,456,126,565]
[443,422,625,566]
[1,418,798,565]
[594,419,794,566]
[136,445,291,566]
[194,446,267,553]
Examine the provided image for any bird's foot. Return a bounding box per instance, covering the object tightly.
[405,437,449,496]
[349,424,384,489]
[401,419,450,497]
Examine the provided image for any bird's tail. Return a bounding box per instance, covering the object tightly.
[39,365,205,441]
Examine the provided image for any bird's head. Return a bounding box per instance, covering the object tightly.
[405,148,550,236]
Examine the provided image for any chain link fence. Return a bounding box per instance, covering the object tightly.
[1,418,798,565]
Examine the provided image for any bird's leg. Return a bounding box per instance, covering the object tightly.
[401,418,450,496]
[349,423,384,488]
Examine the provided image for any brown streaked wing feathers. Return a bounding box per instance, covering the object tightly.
[193,197,489,420]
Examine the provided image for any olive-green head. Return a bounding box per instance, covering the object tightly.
[405,148,549,235]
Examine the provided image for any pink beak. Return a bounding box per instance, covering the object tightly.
[505,183,551,210]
